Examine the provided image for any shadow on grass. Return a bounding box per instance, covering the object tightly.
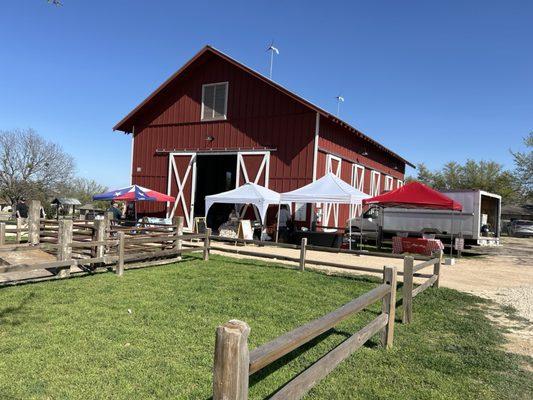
[0,292,35,326]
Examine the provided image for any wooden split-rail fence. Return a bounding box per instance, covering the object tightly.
[0,200,212,283]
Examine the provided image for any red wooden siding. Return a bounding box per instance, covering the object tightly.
[131,54,316,216]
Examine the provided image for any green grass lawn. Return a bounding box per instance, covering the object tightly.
[0,255,531,399]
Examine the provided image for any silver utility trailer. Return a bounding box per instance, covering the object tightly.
[350,190,501,246]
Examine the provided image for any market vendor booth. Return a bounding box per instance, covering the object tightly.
[363,181,463,256]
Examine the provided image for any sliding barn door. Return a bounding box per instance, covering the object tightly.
[235,151,270,220]
[167,153,197,230]
[236,151,270,187]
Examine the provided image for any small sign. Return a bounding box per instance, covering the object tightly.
[194,217,207,234]
[454,237,464,251]
[237,220,253,240]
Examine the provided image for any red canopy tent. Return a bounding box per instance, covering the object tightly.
[363,182,463,255]
[363,181,462,211]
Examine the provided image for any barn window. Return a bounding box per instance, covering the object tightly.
[397,179,404,188]
[201,82,228,121]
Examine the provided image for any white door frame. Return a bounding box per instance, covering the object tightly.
[324,154,342,226]
[370,170,381,197]
[235,151,270,187]
[167,152,197,230]
[351,163,365,217]
[235,151,270,221]
[384,175,394,192]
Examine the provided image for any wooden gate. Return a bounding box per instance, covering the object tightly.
[167,153,197,230]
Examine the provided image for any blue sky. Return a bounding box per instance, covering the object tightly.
[1,1,531,188]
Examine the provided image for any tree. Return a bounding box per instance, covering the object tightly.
[511,132,533,202]
[410,160,519,203]
[0,129,76,206]
[56,177,107,205]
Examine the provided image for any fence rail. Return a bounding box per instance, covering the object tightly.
[213,266,397,400]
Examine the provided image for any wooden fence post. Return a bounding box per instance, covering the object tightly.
[203,228,211,261]
[381,266,397,348]
[116,231,125,276]
[402,256,414,324]
[174,216,184,260]
[0,222,5,246]
[16,217,22,244]
[213,320,250,400]
[92,219,106,258]
[28,200,41,245]
[299,237,307,272]
[57,219,73,278]
[433,250,442,288]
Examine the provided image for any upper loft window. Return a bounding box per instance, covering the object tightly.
[201,82,228,121]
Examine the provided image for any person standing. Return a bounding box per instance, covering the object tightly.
[108,201,123,222]
[15,199,28,218]
[276,204,292,242]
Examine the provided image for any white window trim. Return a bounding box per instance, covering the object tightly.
[384,175,394,192]
[325,154,342,176]
[201,82,229,121]
[370,171,381,196]
[397,179,404,188]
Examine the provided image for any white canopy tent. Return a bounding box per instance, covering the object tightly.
[205,182,289,224]
[279,173,371,247]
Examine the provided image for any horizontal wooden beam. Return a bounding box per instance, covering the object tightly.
[412,275,438,298]
[270,313,388,400]
[413,257,440,273]
[249,283,390,374]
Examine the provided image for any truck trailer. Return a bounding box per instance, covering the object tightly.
[350,189,501,245]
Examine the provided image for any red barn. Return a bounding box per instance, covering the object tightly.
[114,46,414,231]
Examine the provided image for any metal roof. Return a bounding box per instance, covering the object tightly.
[113,45,415,168]
[51,198,82,206]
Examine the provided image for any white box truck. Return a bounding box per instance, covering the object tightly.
[350,190,501,245]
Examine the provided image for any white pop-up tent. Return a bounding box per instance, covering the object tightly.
[281,172,370,204]
[279,172,371,247]
[205,182,289,224]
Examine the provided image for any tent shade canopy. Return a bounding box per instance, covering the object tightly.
[281,173,370,204]
[363,181,463,211]
[205,183,288,223]
[93,185,175,202]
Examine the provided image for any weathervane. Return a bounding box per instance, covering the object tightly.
[266,41,279,79]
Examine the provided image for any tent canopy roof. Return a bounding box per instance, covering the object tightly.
[363,181,463,211]
[93,185,175,202]
[281,173,370,204]
[205,182,288,223]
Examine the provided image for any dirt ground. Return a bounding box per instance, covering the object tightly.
[209,236,533,357]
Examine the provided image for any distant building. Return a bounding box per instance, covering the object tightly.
[114,46,413,230]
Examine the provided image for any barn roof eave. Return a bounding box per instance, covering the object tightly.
[113,45,415,168]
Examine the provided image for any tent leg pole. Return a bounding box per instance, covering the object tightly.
[450,211,454,257]
[275,203,281,243]
[349,204,352,251]
[360,213,363,250]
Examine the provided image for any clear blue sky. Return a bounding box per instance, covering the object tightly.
[1,1,531,188]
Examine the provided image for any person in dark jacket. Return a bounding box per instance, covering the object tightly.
[108,201,122,221]
[15,199,28,218]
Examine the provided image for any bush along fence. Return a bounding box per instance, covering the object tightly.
[213,266,397,400]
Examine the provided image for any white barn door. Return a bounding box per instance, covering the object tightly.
[167,153,197,230]
[324,154,341,227]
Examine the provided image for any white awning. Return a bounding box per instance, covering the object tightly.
[281,173,370,204]
[205,183,289,223]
